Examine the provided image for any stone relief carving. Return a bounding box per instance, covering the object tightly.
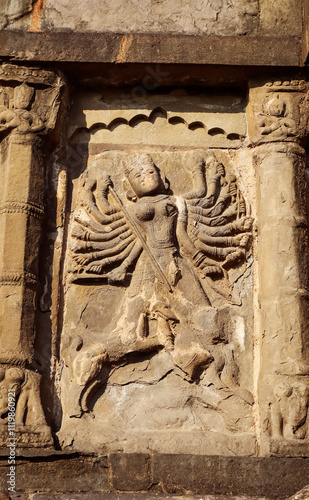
[0,61,306,459]
[64,150,253,423]
[247,79,307,146]
[247,78,309,456]
[0,80,61,138]
[0,65,64,448]
[0,368,47,426]
[270,381,309,440]
[0,64,63,136]
[69,90,246,148]
[0,366,53,447]
[0,83,44,135]
[71,107,243,146]
[256,94,297,140]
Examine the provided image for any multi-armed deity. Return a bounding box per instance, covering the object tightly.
[65,151,253,416]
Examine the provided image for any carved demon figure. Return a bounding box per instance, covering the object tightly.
[65,151,253,415]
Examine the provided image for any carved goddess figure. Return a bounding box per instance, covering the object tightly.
[67,152,253,414]
[257,94,296,138]
[0,83,44,136]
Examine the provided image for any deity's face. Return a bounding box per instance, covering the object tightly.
[265,96,286,117]
[127,157,161,198]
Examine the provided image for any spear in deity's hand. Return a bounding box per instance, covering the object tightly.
[109,186,173,294]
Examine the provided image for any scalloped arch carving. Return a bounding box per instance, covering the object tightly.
[70,107,243,148]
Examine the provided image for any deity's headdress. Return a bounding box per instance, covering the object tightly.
[264,95,286,117]
[123,153,154,177]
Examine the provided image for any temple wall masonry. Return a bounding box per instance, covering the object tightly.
[0,1,309,498]
[1,0,302,36]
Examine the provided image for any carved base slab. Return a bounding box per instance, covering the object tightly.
[59,425,256,456]
[0,424,53,449]
[270,438,309,457]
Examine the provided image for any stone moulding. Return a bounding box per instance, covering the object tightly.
[0,271,38,286]
[57,82,255,455]
[68,90,246,149]
[247,78,309,456]
[0,31,302,66]
[0,63,64,448]
[55,77,309,458]
[0,61,308,464]
[0,201,44,219]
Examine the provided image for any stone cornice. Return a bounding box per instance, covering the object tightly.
[0,31,302,67]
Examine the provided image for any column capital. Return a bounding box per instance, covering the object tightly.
[247,78,309,146]
[0,63,64,138]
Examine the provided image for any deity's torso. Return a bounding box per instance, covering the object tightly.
[126,194,180,290]
[128,194,178,250]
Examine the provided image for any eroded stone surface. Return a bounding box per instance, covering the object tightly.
[1,0,303,40]
[260,0,302,35]
[50,78,309,458]
[1,453,309,497]
[0,60,308,500]
[39,0,259,36]
[55,87,256,455]
[0,0,34,29]
[69,90,246,149]
[0,64,63,448]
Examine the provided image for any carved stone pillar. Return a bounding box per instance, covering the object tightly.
[0,64,63,447]
[247,79,309,456]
